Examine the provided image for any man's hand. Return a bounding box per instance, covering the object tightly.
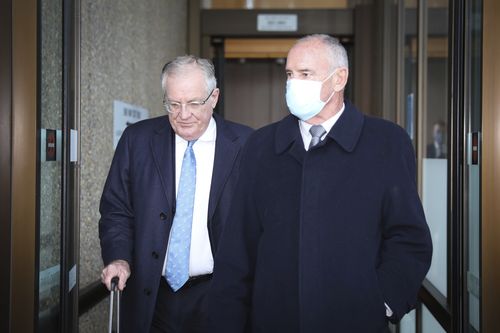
[101,260,131,291]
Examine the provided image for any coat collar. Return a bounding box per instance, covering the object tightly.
[208,113,240,220]
[151,116,175,213]
[275,100,364,154]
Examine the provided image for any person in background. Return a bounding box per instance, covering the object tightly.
[207,34,433,333]
[99,55,253,333]
[427,121,447,158]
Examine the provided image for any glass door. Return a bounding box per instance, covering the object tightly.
[464,0,482,331]
[37,0,79,331]
[396,0,483,332]
[38,0,64,330]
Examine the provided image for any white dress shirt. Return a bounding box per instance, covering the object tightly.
[163,117,216,277]
[298,103,345,150]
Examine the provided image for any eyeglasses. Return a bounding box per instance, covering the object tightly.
[163,89,214,115]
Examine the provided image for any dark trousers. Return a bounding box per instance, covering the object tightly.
[150,277,211,333]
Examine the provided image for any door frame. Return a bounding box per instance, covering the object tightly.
[481,0,500,331]
[10,0,38,331]
[0,0,13,330]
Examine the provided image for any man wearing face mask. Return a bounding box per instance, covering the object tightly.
[206,34,432,333]
[427,121,447,158]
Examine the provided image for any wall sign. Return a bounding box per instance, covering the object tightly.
[257,14,298,32]
[113,100,149,149]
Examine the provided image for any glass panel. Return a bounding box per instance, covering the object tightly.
[465,0,482,331]
[38,0,63,330]
[422,304,446,333]
[403,0,418,141]
[399,309,416,333]
[421,1,449,298]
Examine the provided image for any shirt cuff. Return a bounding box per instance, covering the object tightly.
[385,302,393,317]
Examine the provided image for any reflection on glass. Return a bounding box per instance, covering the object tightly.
[403,0,417,141]
[421,2,449,298]
[426,121,446,158]
[38,0,62,329]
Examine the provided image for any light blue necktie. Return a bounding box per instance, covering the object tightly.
[165,140,196,291]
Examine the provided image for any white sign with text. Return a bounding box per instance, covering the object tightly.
[257,14,298,32]
[113,100,149,149]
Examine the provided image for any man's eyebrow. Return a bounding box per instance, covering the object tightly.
[285,68,313,73]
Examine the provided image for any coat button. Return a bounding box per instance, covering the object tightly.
[151,251,159,259]
[144,288,151,296]
[159,212,167,220]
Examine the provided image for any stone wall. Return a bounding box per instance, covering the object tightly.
[79,1,187,331]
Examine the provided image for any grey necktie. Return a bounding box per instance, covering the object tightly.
[309,125,326,149]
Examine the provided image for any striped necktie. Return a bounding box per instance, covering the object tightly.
[309,125,326,149]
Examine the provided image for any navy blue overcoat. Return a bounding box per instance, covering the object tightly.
[208,102,433,333]
[99,113,252,332]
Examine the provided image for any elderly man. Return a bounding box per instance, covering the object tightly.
[207,34,432,332]
[99,55,252,332]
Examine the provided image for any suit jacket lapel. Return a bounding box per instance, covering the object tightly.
[208,115,239,221]
[150,118,175,216]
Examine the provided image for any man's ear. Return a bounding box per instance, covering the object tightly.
[333,67,349,92]
[211,88,220,108]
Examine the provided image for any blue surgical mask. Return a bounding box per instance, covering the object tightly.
[286,71,335,121]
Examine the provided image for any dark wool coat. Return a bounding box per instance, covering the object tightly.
[208,102,433,333]
[99,113,253,332]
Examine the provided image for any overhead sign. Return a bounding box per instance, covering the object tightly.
[257,14,298,32]
[113,100,149,149]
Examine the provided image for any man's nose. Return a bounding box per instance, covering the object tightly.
[178,104,191,118]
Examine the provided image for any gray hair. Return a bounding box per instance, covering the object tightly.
[161,55,217,97]
[295,34,349,70]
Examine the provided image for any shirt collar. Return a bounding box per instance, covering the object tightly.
[275,100,364,155]
[298,103,345,148]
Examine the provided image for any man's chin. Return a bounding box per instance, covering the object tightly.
[177,129,199,141]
